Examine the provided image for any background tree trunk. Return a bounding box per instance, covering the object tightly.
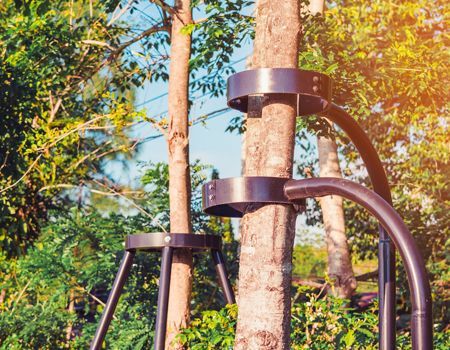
[234,1,301,349]
[317,133,357,298]
[165,0,193,348]
[309,0,357,299]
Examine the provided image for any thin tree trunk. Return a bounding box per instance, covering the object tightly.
[66,289,75,345]
[234,1,301,349]
[0,289,6,305]
[309,0,357,299]
[317,133,357,298]
[165,0,193,348]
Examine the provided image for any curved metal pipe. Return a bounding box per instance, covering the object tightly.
[284,178,432,350]
[326,103,396,349]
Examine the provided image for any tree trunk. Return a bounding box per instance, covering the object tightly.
[309,0,357,299]
[65,289,75,345]
[317,133,357,298]
[234,2,301,349]
[165,1,193,348]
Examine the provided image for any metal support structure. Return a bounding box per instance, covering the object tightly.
[227,68,332,117]
[90,233,234,350]
[203,176,301,217]
[284,178,432,350]
[154,247,173,350]
[224,68,398,349]
[211,249,236,304]
[326,103,396,349]
[90,66,433,350]
[90,250,136,350]
[203,175,433,349]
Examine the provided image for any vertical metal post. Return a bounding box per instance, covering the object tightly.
[211,249,236,304]
[154,246,174,350]
[379,228,396,350]
[327,104,396,349]
[90,250,135,350]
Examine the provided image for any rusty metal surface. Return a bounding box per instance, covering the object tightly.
[202,176,305,217]
[125,233,221,251]
[227,68,332,116]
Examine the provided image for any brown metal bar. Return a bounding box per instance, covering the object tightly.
[154,246,174,350]
[90,250,135,350]
[284,178,432,350]
[211,249,236,304]
[326,103,396,349]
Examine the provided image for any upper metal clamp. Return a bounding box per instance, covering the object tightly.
[202,177,305,218]
[227,68,332,117]
[125,233,221,251]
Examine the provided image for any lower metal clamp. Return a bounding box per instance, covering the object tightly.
[202,176,305,218]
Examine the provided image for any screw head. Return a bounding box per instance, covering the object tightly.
[313,85,320,93]
[209,194,216,201]
[208,183,215,191]
[164,236,171,243]
[313,76,320,83]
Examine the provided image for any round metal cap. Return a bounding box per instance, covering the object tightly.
[227,68,332,116]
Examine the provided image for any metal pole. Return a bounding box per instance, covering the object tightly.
[284,178,432,350]
[90,250,135,350]
[211,249,236,304]
[326,103,396,349]
[154,246,174,350]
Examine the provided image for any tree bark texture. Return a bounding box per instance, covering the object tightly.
[234,1,301,349]
[317,132,357,298]
[165,1,193,348]
[309,0,357,299]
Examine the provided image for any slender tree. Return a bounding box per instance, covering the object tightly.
[235,1,301,349]
[165,0,193,348]
[308,0,356,299]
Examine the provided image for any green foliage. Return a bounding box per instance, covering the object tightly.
[0,162,237,348]
[292,245,327,278]
[295,0,449,326]
[176,304,237,349]
[189,0,254,96]
[291,292,378,349]
[0,0,140,257]
[178,292,450,349]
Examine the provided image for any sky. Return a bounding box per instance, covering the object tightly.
[103,2,325,244]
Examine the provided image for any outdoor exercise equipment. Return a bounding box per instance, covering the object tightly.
[203,68,432,349]
[90,233,234,350]
[91,68,433,350]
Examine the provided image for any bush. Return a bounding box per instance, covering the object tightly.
[178,292,450,349]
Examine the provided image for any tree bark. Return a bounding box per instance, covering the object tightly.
[317,134,357,298]
[309,0,357,299]
[165,1,193,348]
[65,289,75,345]
[234,2,301,349]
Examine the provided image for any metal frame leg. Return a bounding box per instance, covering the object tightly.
[211,249,235,304]
[379,229,396,350]
[90,250,135,350]
[154,247,174,350]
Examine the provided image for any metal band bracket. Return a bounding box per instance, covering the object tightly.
[227,68,332,116]
[202,177,305,218]
[125,233,221,251]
